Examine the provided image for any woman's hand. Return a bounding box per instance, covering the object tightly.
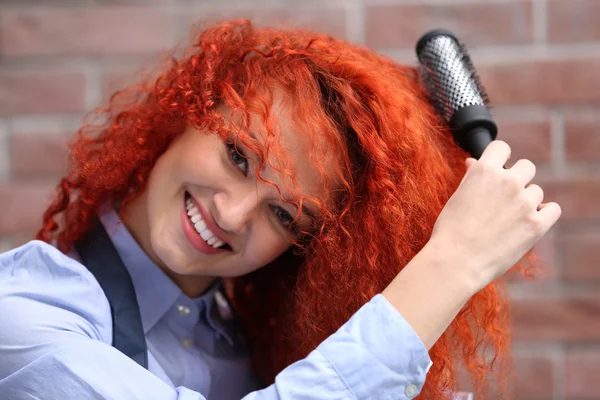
[429,140,561,293]
[382,140,561,349]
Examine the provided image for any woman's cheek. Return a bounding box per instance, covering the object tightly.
[248,226,292,268]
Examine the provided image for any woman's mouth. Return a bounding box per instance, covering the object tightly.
[181,192,231,254]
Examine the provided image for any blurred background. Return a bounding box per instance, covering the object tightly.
[0,0,598,399]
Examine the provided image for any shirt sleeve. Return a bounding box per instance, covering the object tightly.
[0,241,204,400]
[0,241,431,400]
[245,295,432,400]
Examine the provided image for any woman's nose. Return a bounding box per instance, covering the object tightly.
[213,187,261,234]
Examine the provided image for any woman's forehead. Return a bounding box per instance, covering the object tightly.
[217,89,341,202]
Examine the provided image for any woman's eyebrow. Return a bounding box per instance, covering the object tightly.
[277,189,319,221]
[297,202,318,220]
[245,130,319,221]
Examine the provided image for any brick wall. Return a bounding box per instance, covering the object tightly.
[0,1,598,399]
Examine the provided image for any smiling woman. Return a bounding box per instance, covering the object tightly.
[0,19,560,400]
[123,93,334,295]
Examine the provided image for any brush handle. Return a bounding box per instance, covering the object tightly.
[462,127,493,160]
[449,105,497,159]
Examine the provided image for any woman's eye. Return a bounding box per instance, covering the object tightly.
[226,142,248,175]
[272,206,298,233]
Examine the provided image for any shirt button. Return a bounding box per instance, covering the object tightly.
[405,384,418,397]
[177,305,191,317]
[181,338,193,348]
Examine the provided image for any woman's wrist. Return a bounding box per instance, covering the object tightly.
[420,237,484,297]
[381,239,479,349]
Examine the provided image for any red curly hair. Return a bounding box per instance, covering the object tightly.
[37,20,521,399]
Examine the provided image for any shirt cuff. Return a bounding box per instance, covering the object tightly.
[316,294,432,400]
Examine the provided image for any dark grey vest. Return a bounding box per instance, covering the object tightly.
[76,221,148,369]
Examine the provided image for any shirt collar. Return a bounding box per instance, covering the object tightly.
[98,208,237,345]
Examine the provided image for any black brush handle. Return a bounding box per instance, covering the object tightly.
[450,105,497,159]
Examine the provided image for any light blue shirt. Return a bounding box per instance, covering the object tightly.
[0,209,433,399]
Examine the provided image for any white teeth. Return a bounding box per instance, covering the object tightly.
[199,229,213,242]
[186,195,225,249]
[194,220,206,232]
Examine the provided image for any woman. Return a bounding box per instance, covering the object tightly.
[0,20,560,399]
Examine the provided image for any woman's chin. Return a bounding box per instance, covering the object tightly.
[151,235,190,272]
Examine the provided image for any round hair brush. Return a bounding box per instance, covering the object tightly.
[416,29,497,159]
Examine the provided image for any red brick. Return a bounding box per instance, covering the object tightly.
[480,58,600,106]
[513,354,555,399]
[562,226,600,282]
[0,70,85,115]
[495,118,551,163]
[511,296,600,341]
[543,179,600,221]
[531,225,559,280]
[1,233,36,250]
[456,350,555,398]
[101,68,145,103]
[0,6,174,57]
[564,110,600,162]
[506,225,559,285]
[9,132,71,179]
[0,0,92,3]
[0,183,56,235]
[566,347,600,399]
[188,7,347,40]
[548,0,600,44]
[365,2,533,49]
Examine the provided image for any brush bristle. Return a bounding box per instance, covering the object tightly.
[458,43,491,106]
[416,32,491,122]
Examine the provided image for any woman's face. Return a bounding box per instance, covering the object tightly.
[126,92,336,291]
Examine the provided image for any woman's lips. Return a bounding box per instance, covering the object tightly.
[181,195,228,255]
[187,193,231,247]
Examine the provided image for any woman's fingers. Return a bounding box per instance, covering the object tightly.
[510,159,537,187]
[465,158,477,170]
[430,139,563,292]
[524,183,544,208]
[459,158,477,185]
[537,202,562,231]
[479,140,512,167]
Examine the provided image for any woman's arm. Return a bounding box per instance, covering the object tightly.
[245,294,432,400]
[383,141,561,349]
[0,241,431,400]
[382,241,474,351]
[0,143,558,400]
[0,241,203,400]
